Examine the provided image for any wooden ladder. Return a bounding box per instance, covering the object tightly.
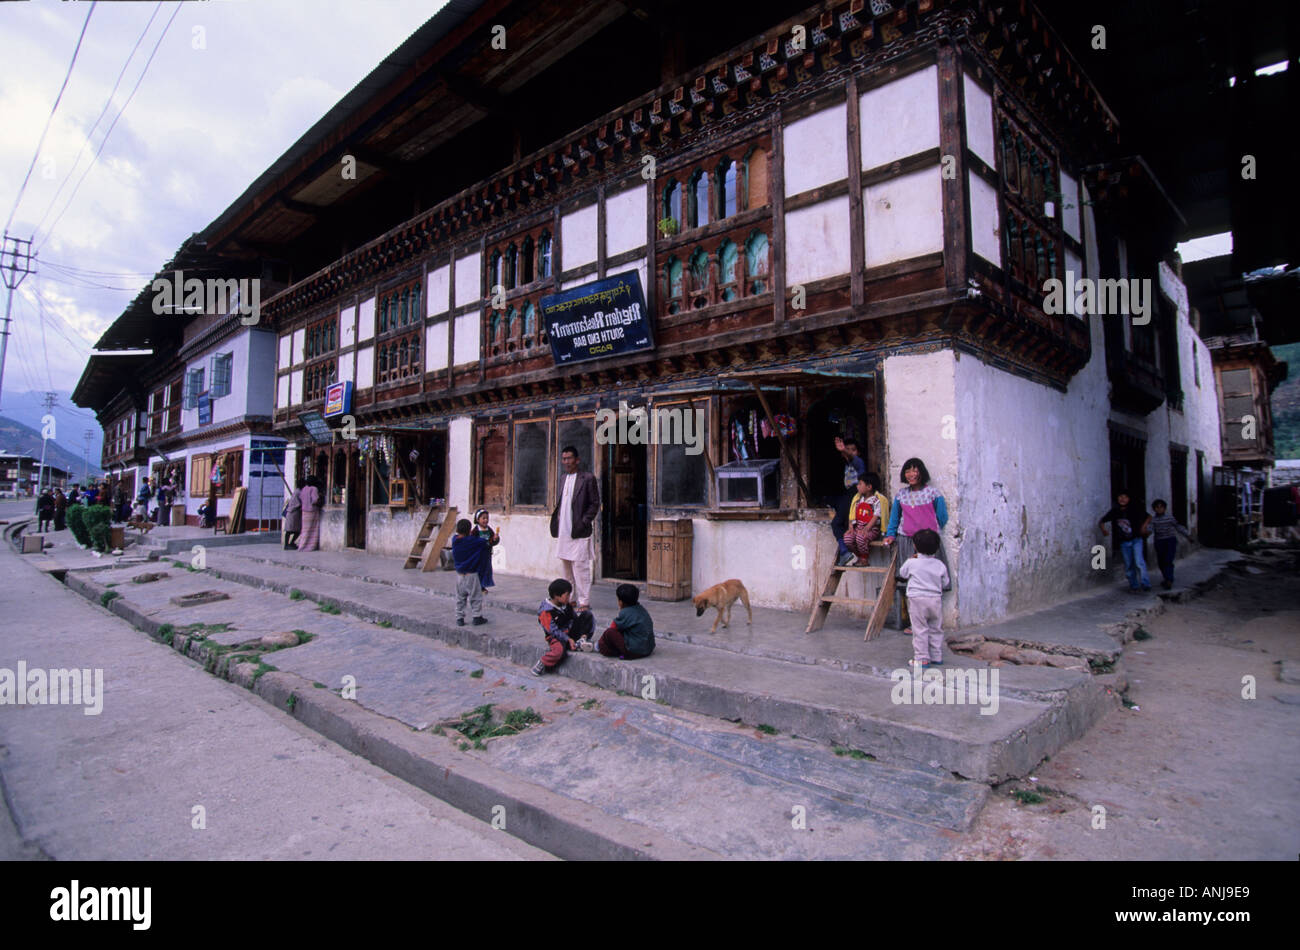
[805,541,899,641]
[404,506,459,571]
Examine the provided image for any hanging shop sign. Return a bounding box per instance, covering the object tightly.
[539,270,652,366]
[323,380,353,418]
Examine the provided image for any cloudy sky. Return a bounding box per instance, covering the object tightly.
[0,0,447,403]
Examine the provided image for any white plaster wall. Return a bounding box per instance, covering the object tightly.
[455,253,481,309]
[953,354,1110,626]
[783,103,847,195]
[605,185,646,257]
[963,73,996,169]
[690,518,848,613]
[278,334,291,369]
[426,319,449,372]
[863,165,943,268]
[340,304,357,349]
[561,270,598,290]
[448,415,473,515]
[337,348,354,384]
[562,204,598,270]
[358,296,375,342]
[429,264,450,316]
[785,195,851,285]
[355,346,373,390]
[969,171,1001,267]
[1061,170,1081,242]
[860,65,940,170]
[277,375,289,409]
[290,369,302,406]
[453,312,479,365]
[882,349,960,626]
[245,329,276,417]
[291,328,305,365]
[182,330,257,431]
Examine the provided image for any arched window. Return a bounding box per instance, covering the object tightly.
[504,245,518,289]
[505,306,517,341]
[718,240,739,302]
[490,251,503,292]
[663,257,683,315]
[717,159,738,219]
[662,180,681,229]
[378,345,388,374]
[689,171,709,229]
[745,231,769,295]
[411,285,421,323]
[400,289,410,327]
[522,237,534,284]
[689,247,710,308]
[399,338,409,372]
[538,232,553,278]
[490,312,502,345]
[522,302,536,341]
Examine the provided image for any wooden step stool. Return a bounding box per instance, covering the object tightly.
[404,505,459,571]
[805,541,898,641]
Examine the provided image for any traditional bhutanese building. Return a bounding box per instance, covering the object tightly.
[88,0,1232,628]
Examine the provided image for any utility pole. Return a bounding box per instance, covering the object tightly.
[0,233,37,413]
[37,390,56,494]
[83,429,93,483]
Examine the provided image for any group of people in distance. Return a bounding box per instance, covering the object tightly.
[36,473,179,533]
[1098,490,1190,591]
[827,440,952,670]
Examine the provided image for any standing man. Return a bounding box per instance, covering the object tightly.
[551,445,600,613]
[1098,489,1152,593]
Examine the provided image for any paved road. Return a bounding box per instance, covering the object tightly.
[0,539,552,860]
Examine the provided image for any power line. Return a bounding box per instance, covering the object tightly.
[4,2,98,236]
[38,4,181,251]
[31,3,163,244]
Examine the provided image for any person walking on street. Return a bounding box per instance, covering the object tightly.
[36,490,55,532]
[298,475,323,551]
[1098,489,1152,592]
[283,478,304,550]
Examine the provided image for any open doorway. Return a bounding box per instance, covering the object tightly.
[806,388,872,508]
[602,441,646,580]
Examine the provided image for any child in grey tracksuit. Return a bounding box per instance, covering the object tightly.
[897,528,949,668]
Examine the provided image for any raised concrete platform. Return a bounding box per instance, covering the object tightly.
[104,543,1171,783]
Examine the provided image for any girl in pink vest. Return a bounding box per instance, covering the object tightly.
[883,457,951,630]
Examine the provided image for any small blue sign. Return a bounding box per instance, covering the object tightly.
[197,394,212,426]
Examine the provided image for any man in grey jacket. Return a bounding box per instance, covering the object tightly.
[550,446,601,611]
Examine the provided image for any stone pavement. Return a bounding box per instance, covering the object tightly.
[53,555,987,859]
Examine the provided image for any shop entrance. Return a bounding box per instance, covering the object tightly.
[346,449,366,549]
[602,441,646,580]
[807,387,873,508]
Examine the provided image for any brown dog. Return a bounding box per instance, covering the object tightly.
[693,579,752,633]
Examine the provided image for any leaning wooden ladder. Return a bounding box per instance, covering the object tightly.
[805,542,899,641]
[403,505,459,571]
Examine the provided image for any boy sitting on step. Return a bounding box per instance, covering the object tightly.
[532,578,596,675]
[597,584,655,659]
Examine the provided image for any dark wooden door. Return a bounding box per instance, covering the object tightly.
[346,451,366,549]
[604,442,645,579]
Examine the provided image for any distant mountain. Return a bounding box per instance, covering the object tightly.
[1272,343,1300,461]
[0,390,102,464]
[0,416,101,480]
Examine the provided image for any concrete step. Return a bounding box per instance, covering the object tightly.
[188,550,1116,783]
